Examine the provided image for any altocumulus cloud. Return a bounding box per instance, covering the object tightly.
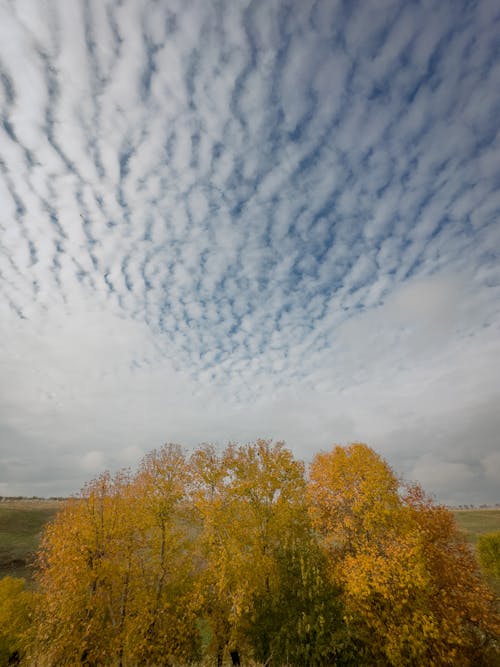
[0,0,499,504]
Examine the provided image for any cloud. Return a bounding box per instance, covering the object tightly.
[120,445,144,467]
[81,450,105,473]
[0,0,499,503]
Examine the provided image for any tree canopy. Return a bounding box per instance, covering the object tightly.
[309,445,500,666]
[7,441,497,666]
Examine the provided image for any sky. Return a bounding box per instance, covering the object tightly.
[0,0,499,505]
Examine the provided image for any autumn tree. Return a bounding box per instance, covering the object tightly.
[33,446,201,666]
[0,576,35,665]
[400,487,500,665]
[34,471,134,664]
[191,440,308,663]
[191,440,348,666]
[189,444,234,665]
[308,444,500,666]
[128,444,201,665]
[29,439,499,665]
[307,443,401,554]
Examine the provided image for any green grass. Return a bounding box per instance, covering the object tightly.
[453,509,500,597]
[452,509,500,544]
[0,500,63,580]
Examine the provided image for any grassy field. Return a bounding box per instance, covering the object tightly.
[0,500,64,580]
[452,508,500,543]
[452,509,500,596]
[0,501,499,584]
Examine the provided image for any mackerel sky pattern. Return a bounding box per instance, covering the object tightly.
[1,0,499,503]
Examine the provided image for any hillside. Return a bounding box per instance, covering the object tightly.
[0,500,64,580]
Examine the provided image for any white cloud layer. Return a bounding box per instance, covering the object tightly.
[0,0,499,504]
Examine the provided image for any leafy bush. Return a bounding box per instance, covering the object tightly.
[477,531,500,579]
[0,576,34,665]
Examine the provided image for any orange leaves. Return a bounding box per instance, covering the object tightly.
[340,534,438,663]
[308,443,400,554]
[308,443,500,665]
[29,440,500,665]
[34,446,202,666]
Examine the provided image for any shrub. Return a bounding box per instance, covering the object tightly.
[477,531,500,579]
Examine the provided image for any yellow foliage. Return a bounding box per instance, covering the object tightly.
[34,451,201,665]
[26,440,500,666]
[0,576,35,664]
[191,440,310,662]
[308,443,401,553]
[308,444,500,666]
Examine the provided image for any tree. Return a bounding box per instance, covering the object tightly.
[30,440,499,665]
[308,444,500,666]
[191,440,306,663]
[247,535,347,666]
[34,471,132,665]
[191,440,348,666]
[34,448,202,666]
[189,444,234,665]
[307,443,400,554]
[0,576,35,665]
[129,444,201,665]
[400,486,500,665]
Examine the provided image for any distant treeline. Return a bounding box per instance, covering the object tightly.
[450,503,500,509]
[0,496,68,502]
